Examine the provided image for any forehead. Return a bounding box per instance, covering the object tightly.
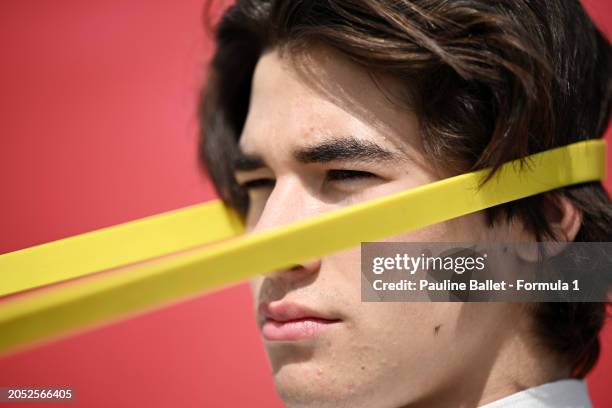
[239,44,421,162]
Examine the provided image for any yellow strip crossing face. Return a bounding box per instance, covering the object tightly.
[0,140,606,356]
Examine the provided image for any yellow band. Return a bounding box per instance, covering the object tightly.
[0,200,244,297]
[0,139,606,356]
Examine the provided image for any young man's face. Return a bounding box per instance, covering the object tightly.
[236,45,531,407]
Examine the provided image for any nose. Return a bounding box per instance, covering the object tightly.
[249,175,319,233]
[250,177,322,286]
[258,258,322,301]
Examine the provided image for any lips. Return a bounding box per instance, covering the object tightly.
[259,301,341,341]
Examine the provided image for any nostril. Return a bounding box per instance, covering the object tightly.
[281,259,321,275]
[294,259,322,274]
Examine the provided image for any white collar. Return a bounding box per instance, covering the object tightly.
[479,379,592,408]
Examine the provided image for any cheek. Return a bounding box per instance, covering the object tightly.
[321,248,362,283]
[316,212,493,307]
[392,211,493,242]
[353,301,457,341]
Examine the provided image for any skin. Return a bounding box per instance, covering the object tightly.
[234,45,576,408]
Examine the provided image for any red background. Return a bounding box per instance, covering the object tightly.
[0,1,610,406]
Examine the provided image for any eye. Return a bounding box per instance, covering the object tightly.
[240,178,275,227]
[325,169,377,182]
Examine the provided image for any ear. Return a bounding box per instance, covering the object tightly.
[544,194,582,243]
[514,194,582,263]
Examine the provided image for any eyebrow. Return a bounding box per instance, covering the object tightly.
[232,151,265,172]
[233,137,399,172]
[294,138,396,164]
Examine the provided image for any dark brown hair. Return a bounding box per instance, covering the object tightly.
[199,0,612,377]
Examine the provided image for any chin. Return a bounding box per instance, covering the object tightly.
[266,350,344,407]
[268,354,389,408]
[273,370,354,408]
